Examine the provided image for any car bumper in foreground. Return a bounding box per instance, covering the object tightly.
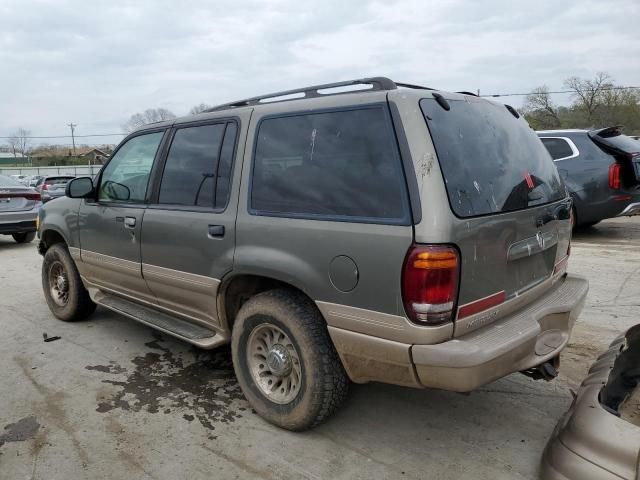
[0,210,38,234]
[328,274,588,392]
[540,326,640,480]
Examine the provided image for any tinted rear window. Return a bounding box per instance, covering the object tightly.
[45,177,74,185]
[251,107,410,223]
[421,97,565,218]
[540,137,575,160]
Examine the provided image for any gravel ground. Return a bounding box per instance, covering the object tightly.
[0,216,638,480]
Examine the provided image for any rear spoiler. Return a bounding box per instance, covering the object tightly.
[589,125,624,139]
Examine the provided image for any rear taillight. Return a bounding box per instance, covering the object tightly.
[41,184,49,190]
[401,245,460,325]
[609,163,621,190]
[24,193,41,201]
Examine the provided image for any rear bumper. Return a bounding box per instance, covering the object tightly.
[540,330,640,480]
[328,274,588,391]
[0,220,37,234]
[412,274,588,391]
[0,209,38,234]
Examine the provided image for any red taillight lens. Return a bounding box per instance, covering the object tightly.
[608,163,621,190]
[41,183,49,190]
[402,245,460,325]
[24,193,41,201]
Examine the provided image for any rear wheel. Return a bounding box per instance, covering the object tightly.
[12,232,36,243]
[42,244,96,321]
[231,289,349,431]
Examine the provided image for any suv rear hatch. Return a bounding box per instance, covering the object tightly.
[420,94,571,334]
[588,126,640,188]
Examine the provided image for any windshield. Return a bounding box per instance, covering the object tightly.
[421,96,566,218]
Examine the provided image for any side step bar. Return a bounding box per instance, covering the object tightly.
[94,292,228,349]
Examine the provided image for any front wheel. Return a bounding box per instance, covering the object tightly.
[42,244,96,321]
[12,232,36,243]
[231,289,349,431]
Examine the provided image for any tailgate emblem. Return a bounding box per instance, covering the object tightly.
[536,232,545,249]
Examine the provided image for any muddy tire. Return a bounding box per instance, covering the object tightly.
[12,232,36,243]
[42,244,96,321]
[231,289,349,431]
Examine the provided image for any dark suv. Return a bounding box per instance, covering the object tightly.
[37,77,588,430]
[538,128,640,227]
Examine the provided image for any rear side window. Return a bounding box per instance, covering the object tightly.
[540,138,576,160]
[251,107,410,223]
[421,97,565,218]
[158,121,237,209]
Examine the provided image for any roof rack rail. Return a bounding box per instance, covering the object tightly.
[456,91,478,96]
[395,82,435,91]
[204,77,398,113]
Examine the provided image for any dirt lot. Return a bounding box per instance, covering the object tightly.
[1,217,638,480]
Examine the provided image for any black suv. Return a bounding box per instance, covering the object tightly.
[538,127,640,227]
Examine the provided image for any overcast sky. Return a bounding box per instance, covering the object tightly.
[1,0,638,146]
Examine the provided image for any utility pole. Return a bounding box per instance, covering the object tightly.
[67,123,77,156]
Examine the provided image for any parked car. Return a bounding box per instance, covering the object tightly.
[0,174,41,243]
[540,324,640,479]
[37,77,588,430]
[36,176,75,203]
[10,174,29,186]
[28,175,44,187]
[537,128,640,227]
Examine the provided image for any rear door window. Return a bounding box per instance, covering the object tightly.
[251,106,410,224]
[540,137,576,160]
[421,97,565,218]
[158,121,237,209]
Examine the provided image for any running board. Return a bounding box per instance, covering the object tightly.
[95,293,228,349]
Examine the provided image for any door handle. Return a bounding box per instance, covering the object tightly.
[208,224,225,238]
[124,216,136,229]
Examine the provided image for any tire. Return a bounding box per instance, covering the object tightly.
[570,206,577,229]
[42,244,96,321]
[12,232,36,243]
[581,221,600,228]
[231,289,349,431]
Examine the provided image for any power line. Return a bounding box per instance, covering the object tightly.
[482,85,640,98]
[1,83,639,138]
[0,133,125,139]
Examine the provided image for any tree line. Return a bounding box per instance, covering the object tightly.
[522,72,640,134]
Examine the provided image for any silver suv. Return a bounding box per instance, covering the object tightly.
[37,77,588,430]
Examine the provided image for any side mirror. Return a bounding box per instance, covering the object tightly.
[66,177,94,198]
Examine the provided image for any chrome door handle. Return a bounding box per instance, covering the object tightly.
[124,217,136,229]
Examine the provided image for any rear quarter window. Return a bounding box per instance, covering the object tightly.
[540,137,576,160]
[421,97,565,218]
[250,106,410,224]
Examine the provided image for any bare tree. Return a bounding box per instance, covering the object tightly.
[564,72,614,124]
[189,103,212,115]
[122,108,177,133]
[7,128,31,158]
[522,86,561,129]
[7,136,19,158]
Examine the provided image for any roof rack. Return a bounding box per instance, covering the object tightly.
[203,77,434,113]
[395,82,434,91]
